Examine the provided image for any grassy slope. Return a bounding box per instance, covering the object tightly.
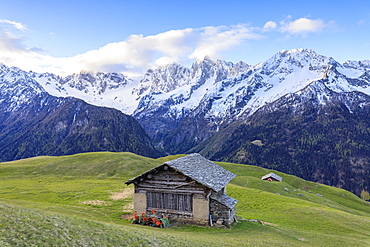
[0,152,369,246]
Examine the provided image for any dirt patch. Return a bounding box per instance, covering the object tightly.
[110,187,134,201]
[122,202,134,212]
[243,219,278,226]
[80,200,110,206]
[261,221,278,226]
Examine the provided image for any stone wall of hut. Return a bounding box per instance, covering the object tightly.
[142,193,210,226]
[209,199,235,226]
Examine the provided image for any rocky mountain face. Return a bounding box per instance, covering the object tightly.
[139,49,353,154]
[2,48,370,195]
[133,57,251,149]
[192,79,370,195]
[131,48,370,195]
[0,65,159,162]
[29,70,137,114]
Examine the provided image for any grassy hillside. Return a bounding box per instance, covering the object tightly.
[1,152,369,246]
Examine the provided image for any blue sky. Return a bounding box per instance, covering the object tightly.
[0,0,370,76]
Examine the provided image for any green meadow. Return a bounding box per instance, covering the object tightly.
[1,152,369,246]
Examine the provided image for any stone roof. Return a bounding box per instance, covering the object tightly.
[165,154,236,192]
[261,172,282,182]
[126,153,236,192]
[210,192,238,209]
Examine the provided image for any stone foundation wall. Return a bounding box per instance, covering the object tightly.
[143,195,210,226]
[144,209,209,226]
[209,199,235,226]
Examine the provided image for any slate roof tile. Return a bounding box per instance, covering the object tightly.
[210,192,238,209]
[126,153,236,192]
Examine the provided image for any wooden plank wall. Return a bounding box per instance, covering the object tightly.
[135,166,207,195]
[147,192,192,212]
[134,166,209,216]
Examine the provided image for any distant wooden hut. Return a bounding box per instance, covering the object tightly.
[261,172,282,182]
[125,153,237,226]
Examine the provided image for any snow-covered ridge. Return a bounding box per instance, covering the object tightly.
[343,59,370,69]
[0,64,46,111]
[133,57,250,119]
[1,48,370,123]
[28,71,138,114]
[138,48,370,127]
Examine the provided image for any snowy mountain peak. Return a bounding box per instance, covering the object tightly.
[0,64,46,112]
[279,48,314,55]
[343,59,370,70]
[271,49,321,65]
[26,70,139,114]
[134,63,191,97]
[60,71,130,94]
[2,49,370,128]
[259,48,334,79]
[195,55,213,64]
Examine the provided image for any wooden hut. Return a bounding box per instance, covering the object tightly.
[125,153,237,226]
[261,172,282,182]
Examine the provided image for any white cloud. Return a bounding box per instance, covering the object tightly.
[0,17,335,77]
[189,24,262,60]
[357,20,366,26]
[0,19,27,31]
[281,18,326,34]
[0,24,262,77]
[155,56,177,67]
[0,31,27,51]
[263,21,277,30]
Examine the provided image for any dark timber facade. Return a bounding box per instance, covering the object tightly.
[125,153,237,226]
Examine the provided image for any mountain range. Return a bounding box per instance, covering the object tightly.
[0,64,159,161]
[1,48,369,196]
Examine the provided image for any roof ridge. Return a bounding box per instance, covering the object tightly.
[164,153,236,192]
[126,153,236,192]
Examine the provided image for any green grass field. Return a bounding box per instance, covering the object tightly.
[1,152,369,246]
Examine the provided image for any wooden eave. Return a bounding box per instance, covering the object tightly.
[125,163,216,192]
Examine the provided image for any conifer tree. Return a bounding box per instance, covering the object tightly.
[360,190,370,201]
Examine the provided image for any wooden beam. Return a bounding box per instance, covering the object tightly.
[174,181,196,189]
[137,188,205,194]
